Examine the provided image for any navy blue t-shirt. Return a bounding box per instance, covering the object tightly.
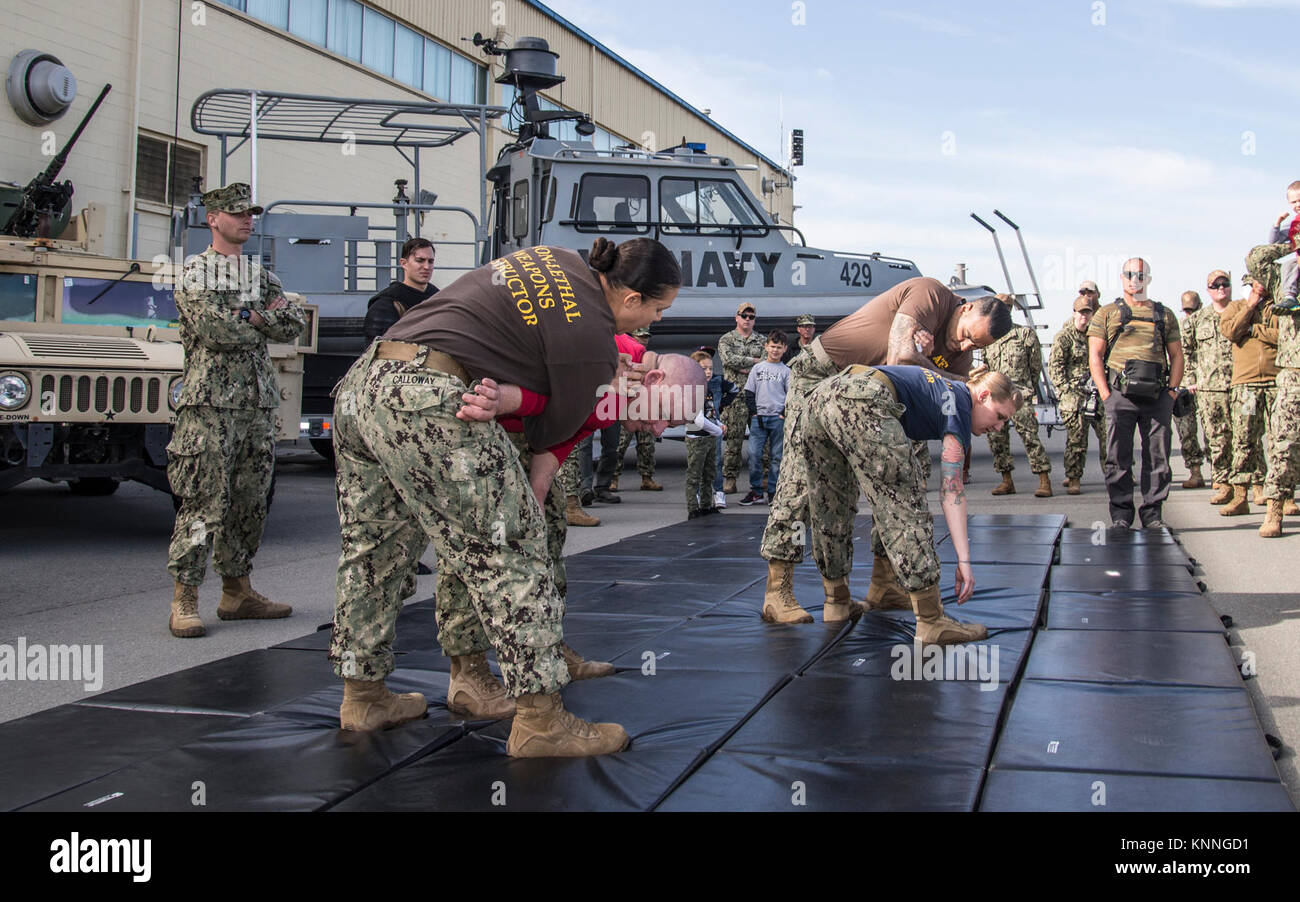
[873,366,973,449]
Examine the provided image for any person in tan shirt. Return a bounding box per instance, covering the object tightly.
[1217,271,1280,515]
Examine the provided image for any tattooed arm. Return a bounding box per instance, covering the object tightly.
[887,312,962,379]
[939,433,974,604]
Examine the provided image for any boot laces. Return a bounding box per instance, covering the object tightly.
[176,590,199,617]
[465,658,503,695]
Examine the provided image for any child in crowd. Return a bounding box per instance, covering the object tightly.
[740,331,790,506]
[1268,179,1300,312]
[686,350,725,518]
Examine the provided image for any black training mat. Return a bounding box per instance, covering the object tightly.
[989,680,1280,782]
[564,554,766,587]
[1046,592,1226,633]
[23,690,464,812]
[0,705,234,811]
[968,513,1066,527]
[332,669,786,812]
[937,541,1057,566]
[657,752,986,812]
[979,768,1295,812]
[806,617,1032,684]
[940,526,1062,545]
[79,648,337,717]
[718,674,1006,766]
[610,609,851,675]
[1058,526,1176,544]
[1057,542,1192,567]
[1022,631,1243,689]
[1050,564,1203,595]
[563,579,753,619]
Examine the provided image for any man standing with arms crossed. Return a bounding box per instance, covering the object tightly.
[1185,271,1239,503]
[718,303,766,494]
[1087,258,1184,529]
[166,183,307,637]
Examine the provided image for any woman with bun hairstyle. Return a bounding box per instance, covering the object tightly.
[328,237,680,758]
[768,364,1022,646]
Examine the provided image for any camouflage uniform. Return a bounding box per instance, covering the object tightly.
[684,435,718,514]
[1174,312,1205,468]
[718,327,767,479]
[1048,322,1106,480]
[760,350,838,563]
[613,426,656,479]
[433,431,569,658]
[982,323,1050,475]
[803,369,939,590]
[1183,304,1234,484]
[166,240,306,585]
[1253,243,1300,501]
[328,344,568,696]
[556,439,587,499]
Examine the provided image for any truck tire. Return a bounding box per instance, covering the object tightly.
[68,477,120,496]
[309,438,335,464]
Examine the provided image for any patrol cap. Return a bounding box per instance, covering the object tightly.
[1206,269,1230,287]
[796,314,816,326]
[1181,291,1202,312]
[201,182,263,215]
[1072,295,1095,313]
[1078,279,1100,294]
[1242,243,1289,299]
[736,302,756,315]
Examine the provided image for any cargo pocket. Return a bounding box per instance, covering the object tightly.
[165,423,208,499]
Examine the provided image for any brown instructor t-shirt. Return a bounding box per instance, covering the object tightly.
[817,277,974,376]
[385,245,617,450]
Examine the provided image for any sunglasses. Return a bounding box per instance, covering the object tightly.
[1121,271,1150,281]
[1208,280,1230,289]
[738,312,756,320]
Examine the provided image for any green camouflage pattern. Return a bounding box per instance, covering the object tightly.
[1228,383,1276,486]
[614,425,656,478]
[557,442,583,498]
[983,323,1043,392]
[1183,306,1234,392]
[803,370,939,590]
[434,430,569,657]
[760,351,839,562]
[1243,242,1292,303]
[1175,397,1204,467]
[175,248,306,409]
[327,345,568,696]
[1058,392,1106,480]
[988,403,1051,474]
[1048,322,1092,398]
[718,327,767,480]
[1050,322,1105,479]
[166,405,275,585]
[1265,356,1300,500]
[200,181,263,214]
[684,435,717,514]
[1197,390,1233,485]
[1277,295,1300,370]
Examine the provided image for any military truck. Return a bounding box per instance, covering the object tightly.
[0,224,316,499]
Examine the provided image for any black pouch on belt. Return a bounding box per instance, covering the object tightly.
[1119,358,1165,401]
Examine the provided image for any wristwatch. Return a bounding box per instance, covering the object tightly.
[238,308,252,322]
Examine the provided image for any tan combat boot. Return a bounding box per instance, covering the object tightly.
[1219,485,1250,516]
[761,560,813,624]
[910,584,988,646]
[1253,484,1266,507]
[641,476,663,491]
[864,554,912,611]
[560,642,615,680]
[1182,467,1205,489]
[723,476,738,494]
[169,581,205,638]
[1209,483,1232,504]
[991,472,1016,495]
[506,691,629,758]
[1065,477,1082,495]
[565,495,600,527]
[1034,473,1053,498]
[822,576,866,622]
[447,654,516,720]
[1285,495,1300,517]
[339,678,427,731]
[1259,500,1285,538]
[217,575,291,620]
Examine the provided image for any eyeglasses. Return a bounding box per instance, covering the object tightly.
[738,312,756,320]
[1121,271,1150,282]
[1208,280,1230,289]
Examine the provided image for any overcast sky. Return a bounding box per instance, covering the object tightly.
[540,0,1300,330]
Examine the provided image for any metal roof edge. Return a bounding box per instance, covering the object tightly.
[522,0,793,179]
